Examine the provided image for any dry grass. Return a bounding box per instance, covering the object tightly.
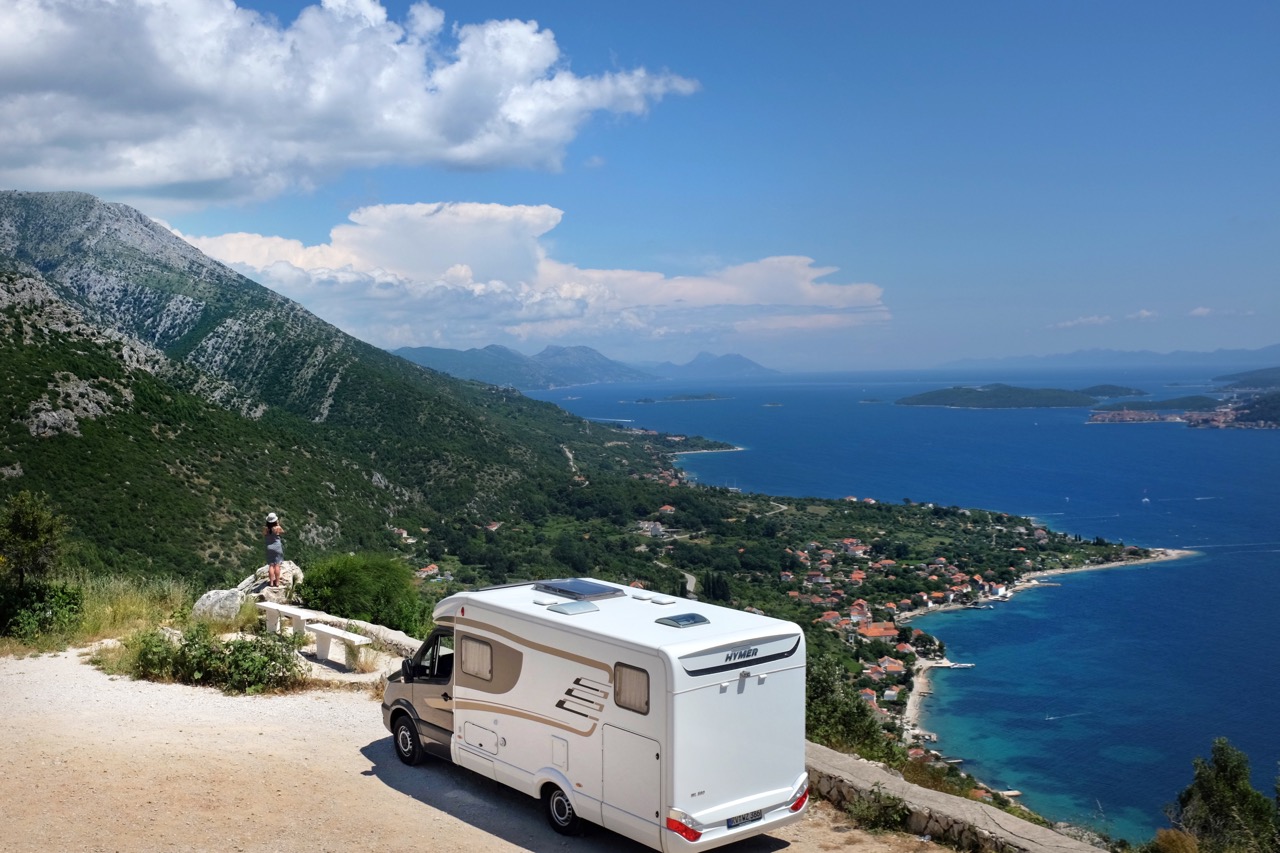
[342,637,379,673]
[75,572,196,641]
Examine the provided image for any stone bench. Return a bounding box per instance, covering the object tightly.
[306,623,372,664]
[256,601,315,634]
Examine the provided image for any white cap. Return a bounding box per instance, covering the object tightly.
[266,512,278,523]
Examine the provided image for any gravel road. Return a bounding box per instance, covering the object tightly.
[0,648,926,853]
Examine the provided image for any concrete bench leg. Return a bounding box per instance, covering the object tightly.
[259,607,281,633]
[288,615,306,634]
[313,633,334,661]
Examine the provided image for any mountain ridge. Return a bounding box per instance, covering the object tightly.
[394,342,775,388]
[0,190,680,581]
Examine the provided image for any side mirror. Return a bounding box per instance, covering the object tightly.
[401,658,414,683]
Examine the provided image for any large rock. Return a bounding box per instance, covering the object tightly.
[235,560,304,596]
[191,588,246,622]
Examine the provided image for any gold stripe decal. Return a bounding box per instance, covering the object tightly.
[455,699,597,737]
[457,616,614,682]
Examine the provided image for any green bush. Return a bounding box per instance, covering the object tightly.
[845,784,912,832]
[175,622,227,685]
[0,580,85,644]
[221,633,304,694]
[114,623,304,694]
[125,628,179,681]
[297,552,425,634]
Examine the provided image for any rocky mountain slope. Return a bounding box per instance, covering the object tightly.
[0,191,667,582]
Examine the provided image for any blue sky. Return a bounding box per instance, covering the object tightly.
[3,1,1276,370]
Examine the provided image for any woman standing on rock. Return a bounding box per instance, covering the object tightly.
[264,513,285,587]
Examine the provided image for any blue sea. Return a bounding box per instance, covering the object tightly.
[528,369,1280,842]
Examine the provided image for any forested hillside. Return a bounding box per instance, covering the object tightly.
[0,192,696,583]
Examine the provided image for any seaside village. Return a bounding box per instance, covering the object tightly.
[633,497,1049,777]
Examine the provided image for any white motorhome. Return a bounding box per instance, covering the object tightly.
[382,578,809,851]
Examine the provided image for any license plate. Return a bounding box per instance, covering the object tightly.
[727,809,762,828]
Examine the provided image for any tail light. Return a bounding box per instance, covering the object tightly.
[665,809,703,842]
[789,776,810,812]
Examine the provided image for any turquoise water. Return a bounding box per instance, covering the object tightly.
[528,369,1280,842]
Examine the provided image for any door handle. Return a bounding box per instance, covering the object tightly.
[442,692,452,701]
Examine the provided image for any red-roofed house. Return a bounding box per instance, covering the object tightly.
[858,621,899,641]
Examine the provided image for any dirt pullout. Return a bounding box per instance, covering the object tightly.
[0,648,931,853]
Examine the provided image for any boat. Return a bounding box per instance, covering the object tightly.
[951,663,975,669]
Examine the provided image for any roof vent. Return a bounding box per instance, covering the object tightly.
[534,578,625,601]
[548,600,600,616]
[656,612,710,629]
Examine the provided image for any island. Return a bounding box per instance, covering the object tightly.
[1078,384,1148,398]
[636,393,730,403]
[896,384,1097,408]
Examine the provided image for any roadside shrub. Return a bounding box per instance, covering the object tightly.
[175,622,226,686]
[221,632,305,694]
[125,628,179,681]
[108,623,304,694]
[1152,829,1200,853]
[0,580,85,645]
[297,552,424,634]
[845,784,912,832]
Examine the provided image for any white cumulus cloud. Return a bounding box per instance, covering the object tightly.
[180,200,889,356]
[0,0,697,204]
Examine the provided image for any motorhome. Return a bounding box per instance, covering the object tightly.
[382,578,809,851]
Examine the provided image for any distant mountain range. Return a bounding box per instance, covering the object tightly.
[393,344,776,389]
[944,344,1280,372]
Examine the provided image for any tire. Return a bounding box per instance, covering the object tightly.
[392,715,424,766]
[542,784,583,835]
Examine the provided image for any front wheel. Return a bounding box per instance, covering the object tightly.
[392,716,424,766]
[542,784,583,835]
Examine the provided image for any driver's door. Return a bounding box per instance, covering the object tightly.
[410,628,455,743]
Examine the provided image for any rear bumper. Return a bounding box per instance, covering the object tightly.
[663,799,807,852]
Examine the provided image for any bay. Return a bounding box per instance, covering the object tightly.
[528,369,1280,842]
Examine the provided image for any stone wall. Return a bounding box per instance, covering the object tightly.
[806,743,1101,853]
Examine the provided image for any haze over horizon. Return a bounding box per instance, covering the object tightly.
[3,1,1275,371]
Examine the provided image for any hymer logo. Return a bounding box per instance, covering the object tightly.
[724,646,759,663]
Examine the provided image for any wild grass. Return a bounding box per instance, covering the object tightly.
[74,571,197,642]
[0,570,196,656]
[341,636,377,673]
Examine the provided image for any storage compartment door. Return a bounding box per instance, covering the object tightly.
[601,725,661,849]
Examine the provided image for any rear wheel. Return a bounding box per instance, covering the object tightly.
[542,784,583,835]
[392,715,424,766]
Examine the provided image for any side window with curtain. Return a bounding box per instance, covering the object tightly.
[614,662,650,715]
[460,636,493,681]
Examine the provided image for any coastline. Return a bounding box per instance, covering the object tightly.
[899,547,1196,736]
[1021,547,1198,581]
[670,446,745,456]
